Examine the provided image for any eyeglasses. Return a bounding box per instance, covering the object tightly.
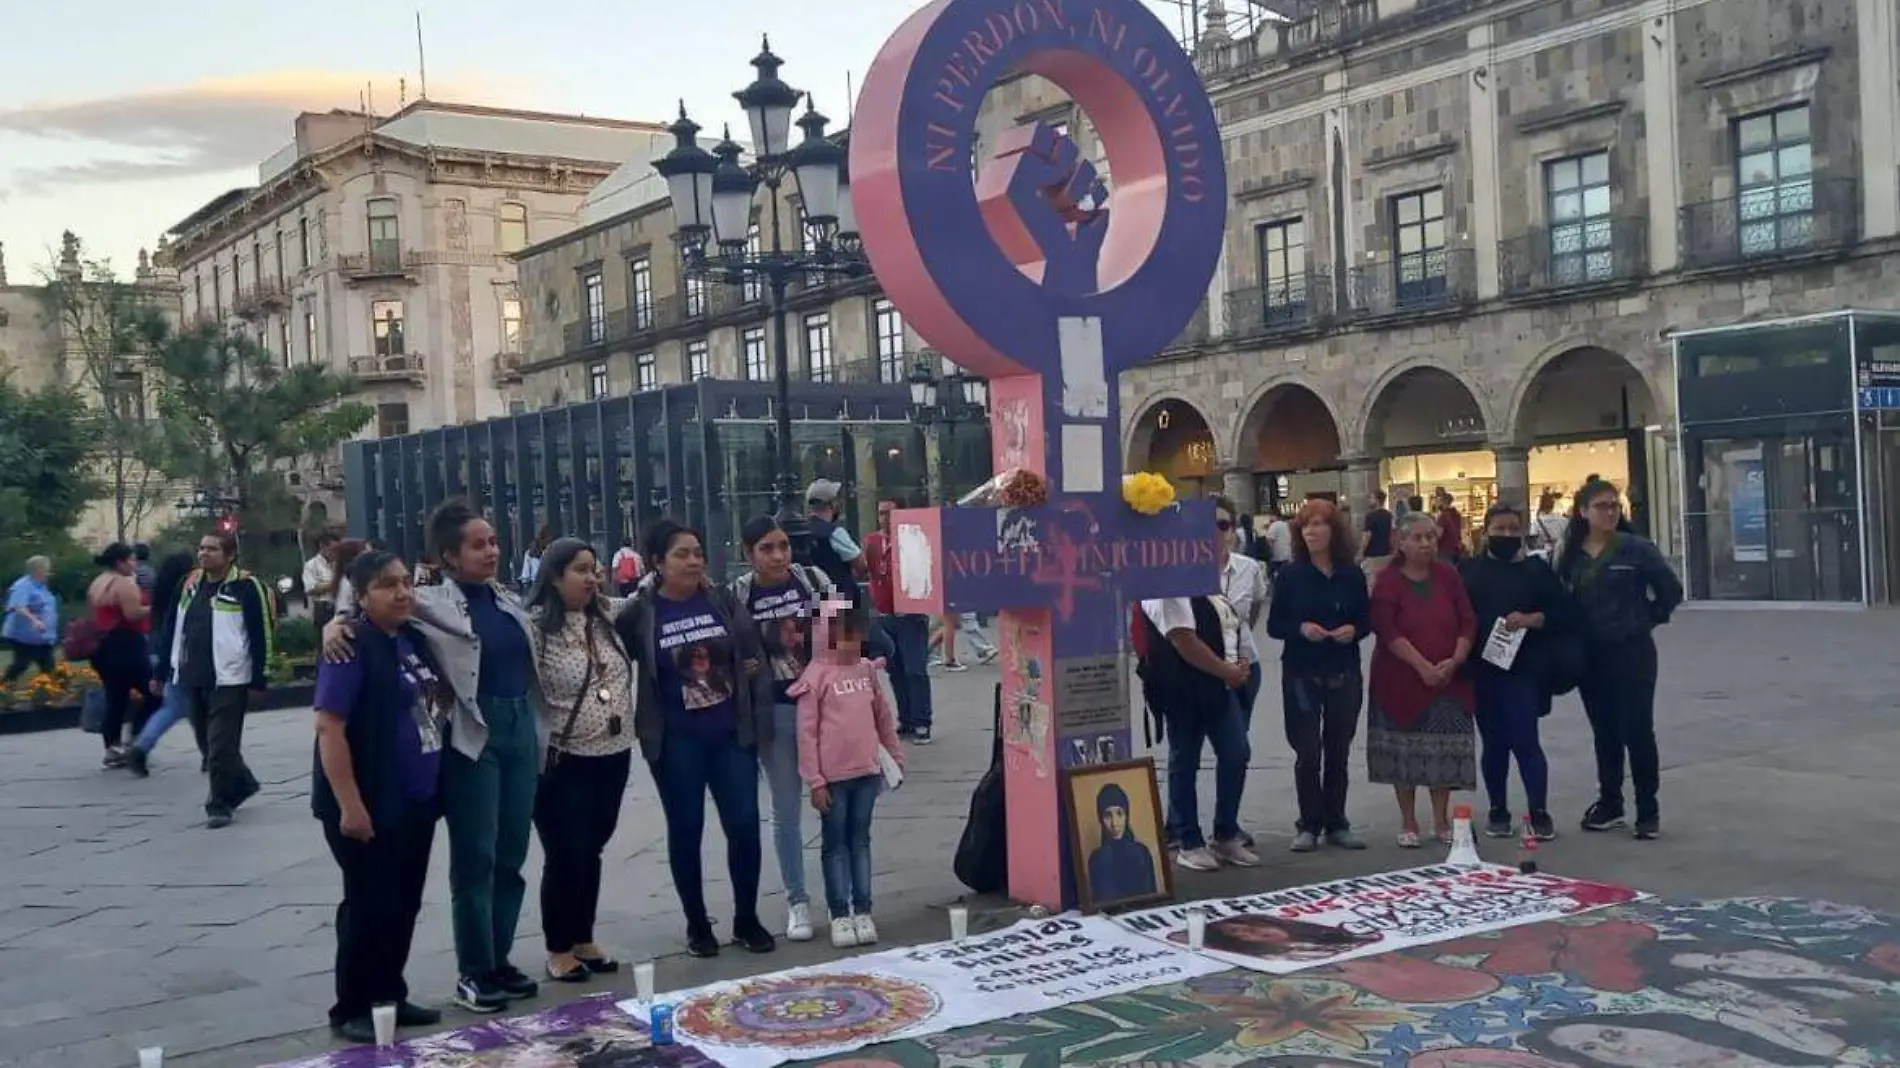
[1215,519,1234,531]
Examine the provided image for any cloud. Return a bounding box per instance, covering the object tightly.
[0,69,535,195]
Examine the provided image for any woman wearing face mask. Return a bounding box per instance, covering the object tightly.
[522,537,636,983]
[615,520,777,959]
[729,515,839,945]
[1559,478,1682,840]
[1458,503,1570,841]
[324,501,543,1015]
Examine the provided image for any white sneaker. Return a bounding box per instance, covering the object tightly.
[829,916,859,948]
[785,902,813,942]
[1174,846,1220,872]
[1212,838,1261,867]
[852,913,879,945]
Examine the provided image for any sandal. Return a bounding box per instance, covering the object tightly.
[574,953,619,974]
[1396,830,1422,848]
[1435,829,1454,845]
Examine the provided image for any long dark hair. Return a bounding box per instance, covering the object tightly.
[151,552,195,633]
[1560,478,1632,573]
[523,537,612,637]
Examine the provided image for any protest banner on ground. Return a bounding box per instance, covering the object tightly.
[617,914,1225,1068]
[1113,863,1646,974]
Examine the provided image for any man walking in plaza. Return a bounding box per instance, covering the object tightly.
[157,532,273,828]
[1361,490,1395,582]
[864,499,935,743]
[303,532,340,630]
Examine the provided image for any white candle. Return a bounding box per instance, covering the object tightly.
[948,905,969,941]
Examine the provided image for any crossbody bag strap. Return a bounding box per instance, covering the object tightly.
[546,617,597,768]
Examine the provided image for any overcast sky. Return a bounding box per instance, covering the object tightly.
[0,0,1204,281]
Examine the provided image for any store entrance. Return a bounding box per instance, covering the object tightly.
[1691,430,1862,602]
[1254,469,1344,515]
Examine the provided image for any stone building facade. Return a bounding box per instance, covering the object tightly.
[159,101,668,516]
[1116,0,1900,572]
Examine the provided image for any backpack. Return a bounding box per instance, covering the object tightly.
[953,682,1010,895]
[614,552,641,585]
[1128,603,1152,661]
[63,617,101,662]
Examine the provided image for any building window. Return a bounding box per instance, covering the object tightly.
[273,233,286,285]
[686,339,710,381]
[377,402,410,437]
[249,238,261,291]
[804,312,834,382]
[1736,104,1814,254]
[1390,188,1447,305]
[684,270,707,318]
[193,275,204,320]
[109,373,145,422]
[582,268,605,343]
[371,300,405,358]
[629,256,654,329]
[498,203,529,253]
[278,318,291,367]
[366,198,401,271]
[298,216,312,269]
[743,326,769,381]
[742,221,763,303]
[1254,218,1307,322]
[213,265,224,320]
[874,298,906,383]
[1546,151,1613,284]
[303,310,318,363]
[635,352,657,391]
[587,360,608,399]
[501,296,522,352]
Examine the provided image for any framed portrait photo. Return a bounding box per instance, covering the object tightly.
[1063,758,1174,913]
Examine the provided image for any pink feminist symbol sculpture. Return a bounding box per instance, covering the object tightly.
[852,0,1228,908]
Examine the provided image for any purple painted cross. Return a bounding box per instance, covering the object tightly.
[852,0,1229,908]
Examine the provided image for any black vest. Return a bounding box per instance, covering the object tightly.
[310,622,444,826]
[806,515,857,592]
[1136,597,1230,714]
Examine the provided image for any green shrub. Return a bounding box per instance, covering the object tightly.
[275,616,319,657]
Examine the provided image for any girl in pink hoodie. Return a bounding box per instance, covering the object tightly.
[790,601,904,948]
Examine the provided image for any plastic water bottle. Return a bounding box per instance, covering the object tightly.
[1517,815,1541,874]
[1446,803,1482,865]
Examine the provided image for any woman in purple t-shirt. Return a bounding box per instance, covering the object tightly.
[311,550,453,1045]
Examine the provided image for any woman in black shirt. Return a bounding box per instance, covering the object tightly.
[1265,499,1372,853]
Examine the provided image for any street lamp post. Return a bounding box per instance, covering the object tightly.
[906,356,990,503]
[653,36,867,563]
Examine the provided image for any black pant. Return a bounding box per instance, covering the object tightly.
[4,641,54,683]
[1282,667,1363,835]
[324,805,437,1023]
[93,629,150,750]
[182,685,258,816]
[534,749,633,953]
[312,602,336,632]
[1577,634,1660,820]
[651,730,763,929]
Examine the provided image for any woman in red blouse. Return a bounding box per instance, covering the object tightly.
[1368,512,1478,848]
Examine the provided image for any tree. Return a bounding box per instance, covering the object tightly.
[36,236,173,541]
[0,374,101,544]
[147,319,374,530]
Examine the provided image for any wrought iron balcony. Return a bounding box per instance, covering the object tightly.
[493,350,524,385]
[1498,216,1649,297]
[348,352,426,385]
[1344,248,1478,319]
[337,248,420,283]
[1224,273,1335,340]
[562,308,632,353]
[1678,177,1859,271]
[254,278,289,310]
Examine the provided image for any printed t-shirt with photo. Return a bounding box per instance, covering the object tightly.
[654,590,738,736]
[746,579,813,704]
[312,631,444,801]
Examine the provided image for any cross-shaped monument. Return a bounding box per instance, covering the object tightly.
[852,0,1229,909]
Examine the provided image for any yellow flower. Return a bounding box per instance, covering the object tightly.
[1209,982,1419,1051]
[1121,472,1177,516]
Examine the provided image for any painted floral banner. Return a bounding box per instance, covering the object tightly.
[615,913,1224,1068]
[1114,863,1647,975]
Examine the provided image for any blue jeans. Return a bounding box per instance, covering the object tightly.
[441,695,539,977]
[759,703,809,907]
[1475,669,1550,815]
[818,774,881,918]
[652,728,763,928]
[1240,660,1263,729]
[134,686,201,754]
[882,614,934,731]
[1163,689,1252,850]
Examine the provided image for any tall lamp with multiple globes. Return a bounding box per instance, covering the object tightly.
[652,34,868,562]
[907,356,990,503]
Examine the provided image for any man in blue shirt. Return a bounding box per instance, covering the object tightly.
[804,480,866,594]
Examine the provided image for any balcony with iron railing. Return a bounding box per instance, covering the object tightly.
[1498,216,1649,298]
[562,308,632,353]
[1343,248,1479,320]
[1678,176,1859,272]
[348,351,426,385]
[1224,272,1336,340]
[493,350,524,386]
[337,246,421,283]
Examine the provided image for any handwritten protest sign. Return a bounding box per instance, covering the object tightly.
[618,914,1224,1068]
[1114,864,1645,974]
